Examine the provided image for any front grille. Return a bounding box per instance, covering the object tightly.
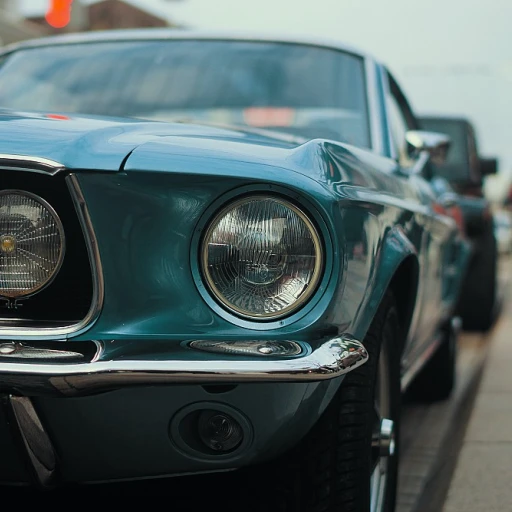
[0,170,93,327]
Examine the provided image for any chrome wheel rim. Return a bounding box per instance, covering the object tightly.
[370,342,395,512]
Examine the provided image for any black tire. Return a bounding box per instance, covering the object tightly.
[458,223,497,331]
[245,291,402,512]
[407,320,457,402]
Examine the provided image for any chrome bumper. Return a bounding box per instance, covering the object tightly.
[0,335,368,397]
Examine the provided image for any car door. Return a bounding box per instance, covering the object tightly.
[384,70,453,368]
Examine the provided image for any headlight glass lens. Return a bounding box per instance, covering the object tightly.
[0,191,65,299]
[202,196,323,319]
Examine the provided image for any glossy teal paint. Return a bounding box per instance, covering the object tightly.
[31,378,342,482]
[73,165,343,351]
[0,109,298,171]
[66,126,466,377]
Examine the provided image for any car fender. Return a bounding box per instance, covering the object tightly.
[352,225,419,355]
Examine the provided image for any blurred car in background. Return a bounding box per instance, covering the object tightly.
[0,30,470,510]
[420,115,499,331]
[494,209,512,254]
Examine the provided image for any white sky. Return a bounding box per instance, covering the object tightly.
[18,0,512,175]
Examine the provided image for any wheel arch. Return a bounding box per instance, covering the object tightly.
[387,254,419,356]
[355,226,419,358]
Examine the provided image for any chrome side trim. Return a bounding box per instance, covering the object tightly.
[0,335,368,397]
[0,154,65,175]
[65,173,105,335]
[365,57,384,155]
[6,396,58,488]
[0,174,104,340]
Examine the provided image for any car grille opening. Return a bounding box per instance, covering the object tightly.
[0,170,94,328]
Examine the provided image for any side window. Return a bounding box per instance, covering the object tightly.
[386,72,417,168]
[387,95,411,167]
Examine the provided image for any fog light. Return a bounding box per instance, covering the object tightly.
[197,410,243,452]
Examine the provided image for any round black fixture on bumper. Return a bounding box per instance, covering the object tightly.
[197,410,244,452]
[170,402,253,461]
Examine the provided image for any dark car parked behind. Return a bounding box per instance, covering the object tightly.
[420,115,499,331]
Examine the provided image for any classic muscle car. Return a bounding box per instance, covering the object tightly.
[0,30,469,510]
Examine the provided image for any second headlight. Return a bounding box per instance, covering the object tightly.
[0,190,65,299]
[201,196,323,320]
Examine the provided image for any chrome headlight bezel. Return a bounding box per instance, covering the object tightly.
[0,189,66,300]
[199,194,325,321]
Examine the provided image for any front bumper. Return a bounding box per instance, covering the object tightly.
[0,335,368,487]
[0,335,368,397]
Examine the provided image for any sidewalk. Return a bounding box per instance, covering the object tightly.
[443,301,512,511]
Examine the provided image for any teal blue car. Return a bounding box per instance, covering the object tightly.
[0,30,469,509]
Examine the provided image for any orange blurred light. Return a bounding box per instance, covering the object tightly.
[45,114,70,120]
[45,0,73,28]
[243,107,295,127]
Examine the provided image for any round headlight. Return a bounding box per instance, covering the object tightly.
[0,190,65,299]
[201,196,323,320]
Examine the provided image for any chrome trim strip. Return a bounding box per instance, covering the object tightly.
[0,174,104,340]
[3,30,375,65]
[0,154,65,175]
[0,335,368,397]
[365,57,384,155]
[65,173,105,334]
[6,396,58,488]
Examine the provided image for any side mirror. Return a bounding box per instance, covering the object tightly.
[480,157,498,176]
[405,130,451,166]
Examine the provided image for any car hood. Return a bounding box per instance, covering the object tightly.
[0,109,299,172]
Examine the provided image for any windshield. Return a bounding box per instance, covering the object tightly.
[420,118,469,182]
[0,40,371,147]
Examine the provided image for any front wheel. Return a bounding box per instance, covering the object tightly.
[247,291,402,512]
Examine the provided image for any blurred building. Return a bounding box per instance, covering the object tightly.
[0,0,49,45]
[26,0,180,34]
[89,0,173,29]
